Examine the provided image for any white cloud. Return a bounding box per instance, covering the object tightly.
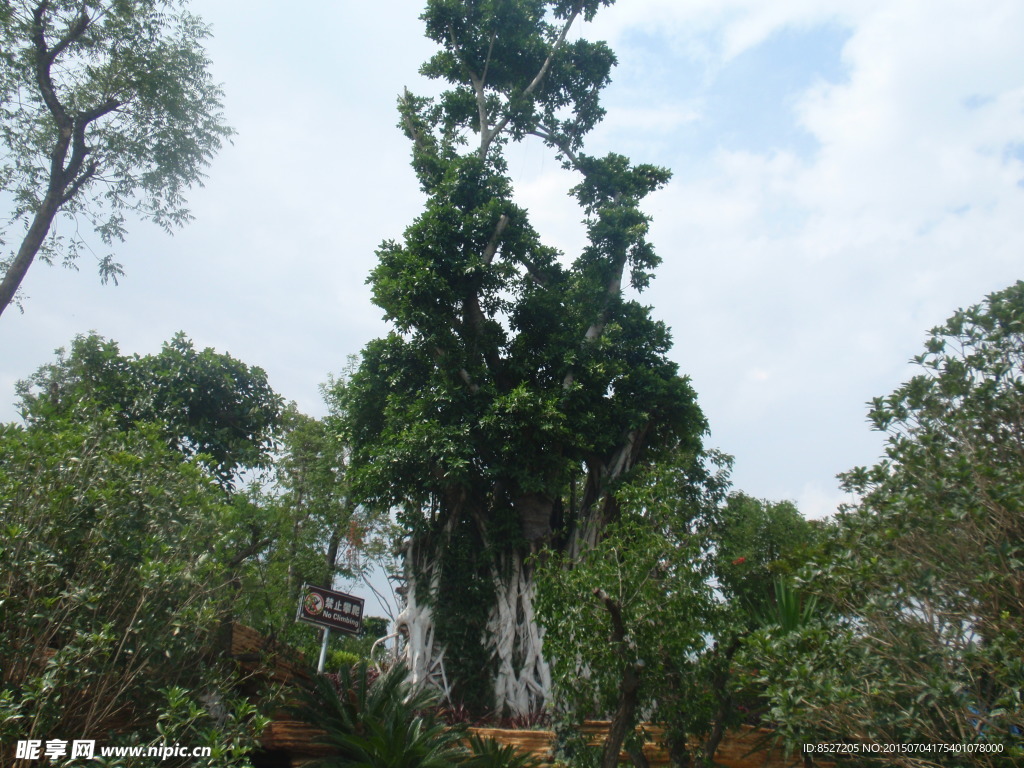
[797,482,855,521]
[585,0,1024,507]
[2,0,1021,520]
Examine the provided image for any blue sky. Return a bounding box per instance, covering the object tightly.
[2,0,1023,534]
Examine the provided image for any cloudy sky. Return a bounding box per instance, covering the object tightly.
[2,0,1022,524]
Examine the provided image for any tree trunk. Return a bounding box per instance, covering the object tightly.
[488,552,551,716]
[395,536,448,698]
[701,636,742,767]
[596,588,643,768]
[603,662,641,768]
[0,196,61,317]
[396,535,551,717]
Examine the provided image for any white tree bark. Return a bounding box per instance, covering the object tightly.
[488,553,551,716]
[395,537,451,701]
[396,538,552,716]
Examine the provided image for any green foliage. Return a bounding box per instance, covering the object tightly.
[714,492,827,618]
[750,281,1024,765]
[17,332,284,486]
[292,661,543,768]
[0,0,233,314]
[155,686,273,768]
[537,453,835,767]
[342,0,705,711]
[291,662,465,768]
[316,617,394,671]
[461,733,541,768]
[327,649,362,670]
[755,577,828,635]
[535,448,731,766]
[0,412,268,766]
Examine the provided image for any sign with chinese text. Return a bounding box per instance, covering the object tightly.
[295,584,365,634]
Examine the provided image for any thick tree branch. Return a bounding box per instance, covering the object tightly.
[42,1,90,64]
[228,533,274,569]
[482,213,509,266]
[59,159,98,205]
[563,189,628,390]
[469,29,498,153]
[432,344,481,394]
[594,586,643,768]
[78,97,122,126]
[532,125,582,168]
[458,214,509,383]
[31,0,83,128]
[518,256,550,288]
[483,7,582,157]
[400,88,440,166]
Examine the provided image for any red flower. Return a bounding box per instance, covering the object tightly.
[731,556,746,565]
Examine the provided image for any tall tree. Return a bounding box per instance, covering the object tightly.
[342,0,705,715]
[0,0,232,317]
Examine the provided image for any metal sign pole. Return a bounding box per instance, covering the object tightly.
[296,583,364,673]
[317,627,330,673]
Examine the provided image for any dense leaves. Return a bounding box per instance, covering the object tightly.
[346,0,701,539]
[714,492,825,618]
[535,448,728,768]
[0,413,269,766]
[749,282,1024,766]
[291,661,540,768]
[536,461,826,768]
[291,662,461,768]
[17,332,284,486]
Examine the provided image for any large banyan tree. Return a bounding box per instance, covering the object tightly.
[342,0,705,716]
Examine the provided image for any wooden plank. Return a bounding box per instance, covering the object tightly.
[226,622,312,686]
[467,724,835,768]
[260,720,332,756]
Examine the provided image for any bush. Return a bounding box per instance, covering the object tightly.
[749,282,1024,766]
[0,413,269,766]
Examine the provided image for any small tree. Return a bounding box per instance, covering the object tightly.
[536,461,827,768]
[749,282,1024,766]
[0,0,232,316]
[713,492,821,617]
[535,448,730,768]
[17,332,284,487]
[0,412,269,766]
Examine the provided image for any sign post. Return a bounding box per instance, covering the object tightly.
[296,584,365,673]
